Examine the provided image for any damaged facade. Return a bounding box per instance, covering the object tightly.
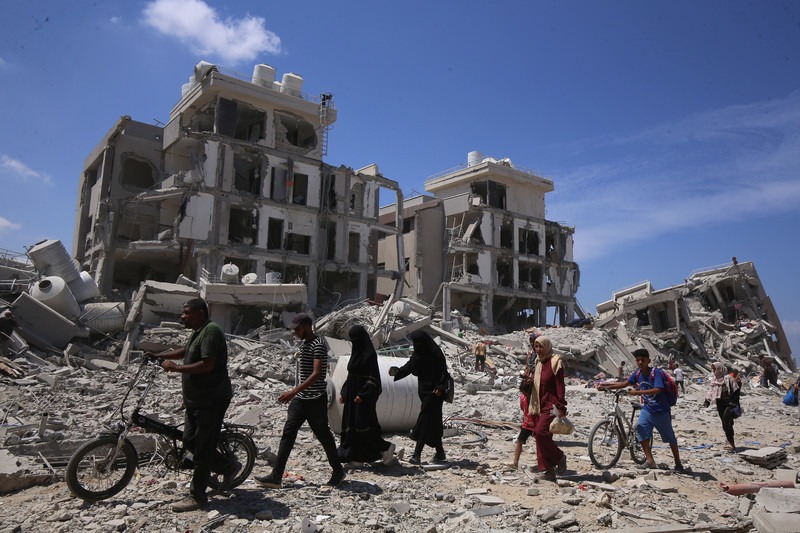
[377,152,579,331]
[71,62,404,331]
[596,260,794,373]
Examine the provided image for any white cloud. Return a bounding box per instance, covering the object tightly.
[110,16,122,24]
[547,92,800,261]
[0,216,22,236]
[783,320,800,336]
[0,155,53,185]
[0,56,6,68]
[142,0,281,65]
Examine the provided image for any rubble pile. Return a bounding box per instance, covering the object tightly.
[1,250,798,532]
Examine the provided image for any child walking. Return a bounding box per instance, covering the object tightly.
[512,378,536,469]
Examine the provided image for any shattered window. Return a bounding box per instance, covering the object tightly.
[228,207,258,245]
[120,157,155,189]
[292,173,308,205]
[267,217,283,250]
[286,233,310,254]
[275,111,317,149]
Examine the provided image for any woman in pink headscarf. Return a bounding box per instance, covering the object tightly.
[703,362,740,452]
[528,335,567,481]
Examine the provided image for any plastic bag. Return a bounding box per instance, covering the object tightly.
[782,388,798,406]
[549,405,574,435]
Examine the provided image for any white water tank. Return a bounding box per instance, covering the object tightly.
[28,240,81,283]
[252,64,276,88]
[193,61,216,82]
[68,270,101,303]
[220,263,240,284]
[265,271,282,284]
[468,151,483,167]
[280,73,303,97]
[30,276,81,319]
[80,302,125,334]
[327,355,421,433]
[391,301,411,319]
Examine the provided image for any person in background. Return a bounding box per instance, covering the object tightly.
[389,331,449,465]
[337,325,395,465]
[673,364,685,394]
[256,313,345,489]
[524,332,539,376]
[147,298,237,512]
[528,336,567,481]
[511,377,536,470]
[760,355,778,388]
[474,340,487,372]
[704,362,740,452]
[0,309,21,357]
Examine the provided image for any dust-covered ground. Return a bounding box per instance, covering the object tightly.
[1,323,799,533]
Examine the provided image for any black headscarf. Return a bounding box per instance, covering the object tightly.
[347,325,381,392]
[405,330,448,394]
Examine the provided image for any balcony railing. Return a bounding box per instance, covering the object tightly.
[425,158,546,182]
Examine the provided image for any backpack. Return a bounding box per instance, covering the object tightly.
[635,367,678,406]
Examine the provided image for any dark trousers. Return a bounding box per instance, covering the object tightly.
[184,399,230,502]
[715,398,735,445]
[677,380,684,393]
[273,395,342,478]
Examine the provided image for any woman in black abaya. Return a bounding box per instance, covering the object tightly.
[389,330,449,464]
[338,325,395,464]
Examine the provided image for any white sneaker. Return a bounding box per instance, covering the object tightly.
[382,443,396,465]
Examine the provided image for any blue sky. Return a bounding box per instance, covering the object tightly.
[1,1,798,359]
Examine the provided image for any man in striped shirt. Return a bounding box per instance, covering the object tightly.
[255,313,345,488]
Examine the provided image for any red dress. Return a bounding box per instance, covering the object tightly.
[532,360,566,471]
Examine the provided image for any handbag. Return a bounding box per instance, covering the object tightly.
[782,388,798,406]
[443,373,455,403]
[731,404,742,418]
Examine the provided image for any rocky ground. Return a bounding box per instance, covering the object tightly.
[1,324,799,533]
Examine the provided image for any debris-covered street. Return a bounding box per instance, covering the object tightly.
[1,256,799,532]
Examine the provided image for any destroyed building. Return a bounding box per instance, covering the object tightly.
[71,62,405,331]
[377,152,579,331]
[596,260,794,373]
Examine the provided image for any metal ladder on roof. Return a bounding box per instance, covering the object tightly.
[319,95,334,157]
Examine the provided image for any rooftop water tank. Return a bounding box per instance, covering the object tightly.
[80,302,125,334]
[252,64,276,88]
[327,355,421,433]
[220,263,240,284]
[265,271,282,284]
[30,276,81,319]
[280,73,303,97]
[68,270,101,303]
[27,240,81,283]
[193,61,216,82]
[468,151,483,167]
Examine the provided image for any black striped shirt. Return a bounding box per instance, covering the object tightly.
[297,336,328,400]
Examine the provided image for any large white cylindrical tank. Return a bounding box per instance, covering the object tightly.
[252,64,276,88]
[27,240,81,283]
[391,301,411,319]
[280,73,303,97]
[265,271,282,284]
[468,151,483,167]
[327,355,421,434]
[220,263,239,284]
[29,276,81,319]
[80,302,125,334]
[68,270,101,303]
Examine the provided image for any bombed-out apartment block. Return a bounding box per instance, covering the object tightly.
[72,62,403,331]
[377,152,579,330]
[595,260,794,371]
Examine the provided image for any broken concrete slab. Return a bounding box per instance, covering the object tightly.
[754,487,800,513]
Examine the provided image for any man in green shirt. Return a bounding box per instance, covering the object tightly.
[149,298,235,512]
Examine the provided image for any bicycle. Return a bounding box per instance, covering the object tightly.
[588,389,651,469]
[65,357,257,501]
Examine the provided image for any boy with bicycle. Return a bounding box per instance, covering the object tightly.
[597,349,684,472]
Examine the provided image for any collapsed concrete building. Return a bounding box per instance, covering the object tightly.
[71,62,405,332]
[376,152,579,331]
[595,260,794,373]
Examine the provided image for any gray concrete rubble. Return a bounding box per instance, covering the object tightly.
[1,250,799,531]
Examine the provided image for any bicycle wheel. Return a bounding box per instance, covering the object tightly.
[588,419,623,469]
[208,431,257,491]
[65,436,138,501]
[630,434,653,465]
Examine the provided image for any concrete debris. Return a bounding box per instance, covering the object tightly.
[1,247,799,531]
